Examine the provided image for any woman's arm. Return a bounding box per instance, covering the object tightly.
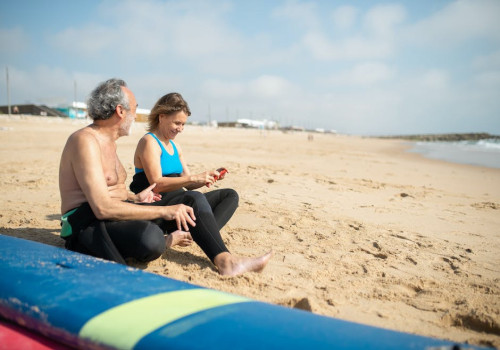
[178,144,212,190]
[135,136,217,193]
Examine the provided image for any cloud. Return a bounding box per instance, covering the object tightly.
[331,6,358,31]
[200,75,297,100]
[47,0,258,76]
[325,62,396,87]
[472,50,500,70]
[169,15,243,57]
[473,71,500,88]
[201,79,245,99]
[301,4,405,61]
[272,1,319,30]
[302,32,395,61]
[51,25,116,57]
[47,2,204,56]
[363,4,406,37]
[416,69,450,90]
[248,75,297,98]
[403,0,500,49]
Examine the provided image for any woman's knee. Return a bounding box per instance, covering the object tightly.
[185,191,211,211]
[224,188,239,206]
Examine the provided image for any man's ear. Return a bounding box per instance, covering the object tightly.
[116,105,126,119]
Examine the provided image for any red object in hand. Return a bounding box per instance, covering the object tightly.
[207,168,228,187]
[214,168,228,181]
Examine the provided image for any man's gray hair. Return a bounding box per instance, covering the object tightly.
[87,78,130,120]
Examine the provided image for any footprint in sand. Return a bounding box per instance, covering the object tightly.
[443,310,500,336]
[348,222,364,231]
[442,256,462,274]
[471,202,499,210]
[359,246,388,260]
[279,297,314,312]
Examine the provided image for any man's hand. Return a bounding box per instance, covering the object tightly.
[136,183,162,203]
[165,204,196,231]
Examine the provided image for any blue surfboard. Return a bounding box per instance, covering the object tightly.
[0,234,491,349]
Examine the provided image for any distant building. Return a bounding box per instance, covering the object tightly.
[218,118,278,129]
[55,102,87,119]
[0,104,66,118]
[136,108,150,123]
[237,118,278,129]
[1,102,150,121]
[56,102,150,121]
[281,125,305,132]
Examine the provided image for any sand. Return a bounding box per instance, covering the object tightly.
[0,115,499,348]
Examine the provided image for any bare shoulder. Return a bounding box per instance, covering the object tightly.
[141,132,155,143]
[68,126,95,142]
[63,127,100,156]
[137,133,161,153]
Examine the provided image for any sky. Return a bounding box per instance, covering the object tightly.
[0,0,499,135]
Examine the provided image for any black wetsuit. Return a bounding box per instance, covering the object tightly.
[61,202,166,264]
[61,175,239,265]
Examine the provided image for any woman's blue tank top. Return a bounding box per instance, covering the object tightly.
[135,133,183,176]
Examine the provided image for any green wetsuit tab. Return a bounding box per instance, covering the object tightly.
[60,208,78,238]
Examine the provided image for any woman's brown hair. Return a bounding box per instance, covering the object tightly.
[147,93,191,132]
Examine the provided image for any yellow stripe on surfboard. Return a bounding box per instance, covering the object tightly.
[79,288,250,349]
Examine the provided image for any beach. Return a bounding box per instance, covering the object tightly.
[0,115,499,348]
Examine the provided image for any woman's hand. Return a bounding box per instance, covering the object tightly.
[190,171,217,188]
[135,183,162,203]
[206,168,228,187]
[164,204,196,231]
[215,167,228,180]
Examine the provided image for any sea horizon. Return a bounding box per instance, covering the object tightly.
[407,139,500,169]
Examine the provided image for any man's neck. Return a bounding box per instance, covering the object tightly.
[90,119,120,142]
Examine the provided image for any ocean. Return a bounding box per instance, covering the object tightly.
[407,139,500,169]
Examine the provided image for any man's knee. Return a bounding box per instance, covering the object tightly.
[138,223,165,261]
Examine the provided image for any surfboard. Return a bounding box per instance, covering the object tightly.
[0,319,71,349]
[0,234,491,350]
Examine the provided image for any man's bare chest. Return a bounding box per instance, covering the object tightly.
[100,146,126,186]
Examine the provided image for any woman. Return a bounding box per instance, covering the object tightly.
[130,93,271,276]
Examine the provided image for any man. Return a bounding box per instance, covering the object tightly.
[59,79,195,264]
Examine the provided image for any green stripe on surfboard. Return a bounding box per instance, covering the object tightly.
[78,288,250,349]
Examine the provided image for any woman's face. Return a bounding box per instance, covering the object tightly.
[159,110,188,140]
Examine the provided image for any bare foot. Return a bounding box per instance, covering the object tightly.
[215,251,273,276]
[166,230,193,248]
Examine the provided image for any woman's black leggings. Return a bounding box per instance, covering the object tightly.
[147,188,239,261]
